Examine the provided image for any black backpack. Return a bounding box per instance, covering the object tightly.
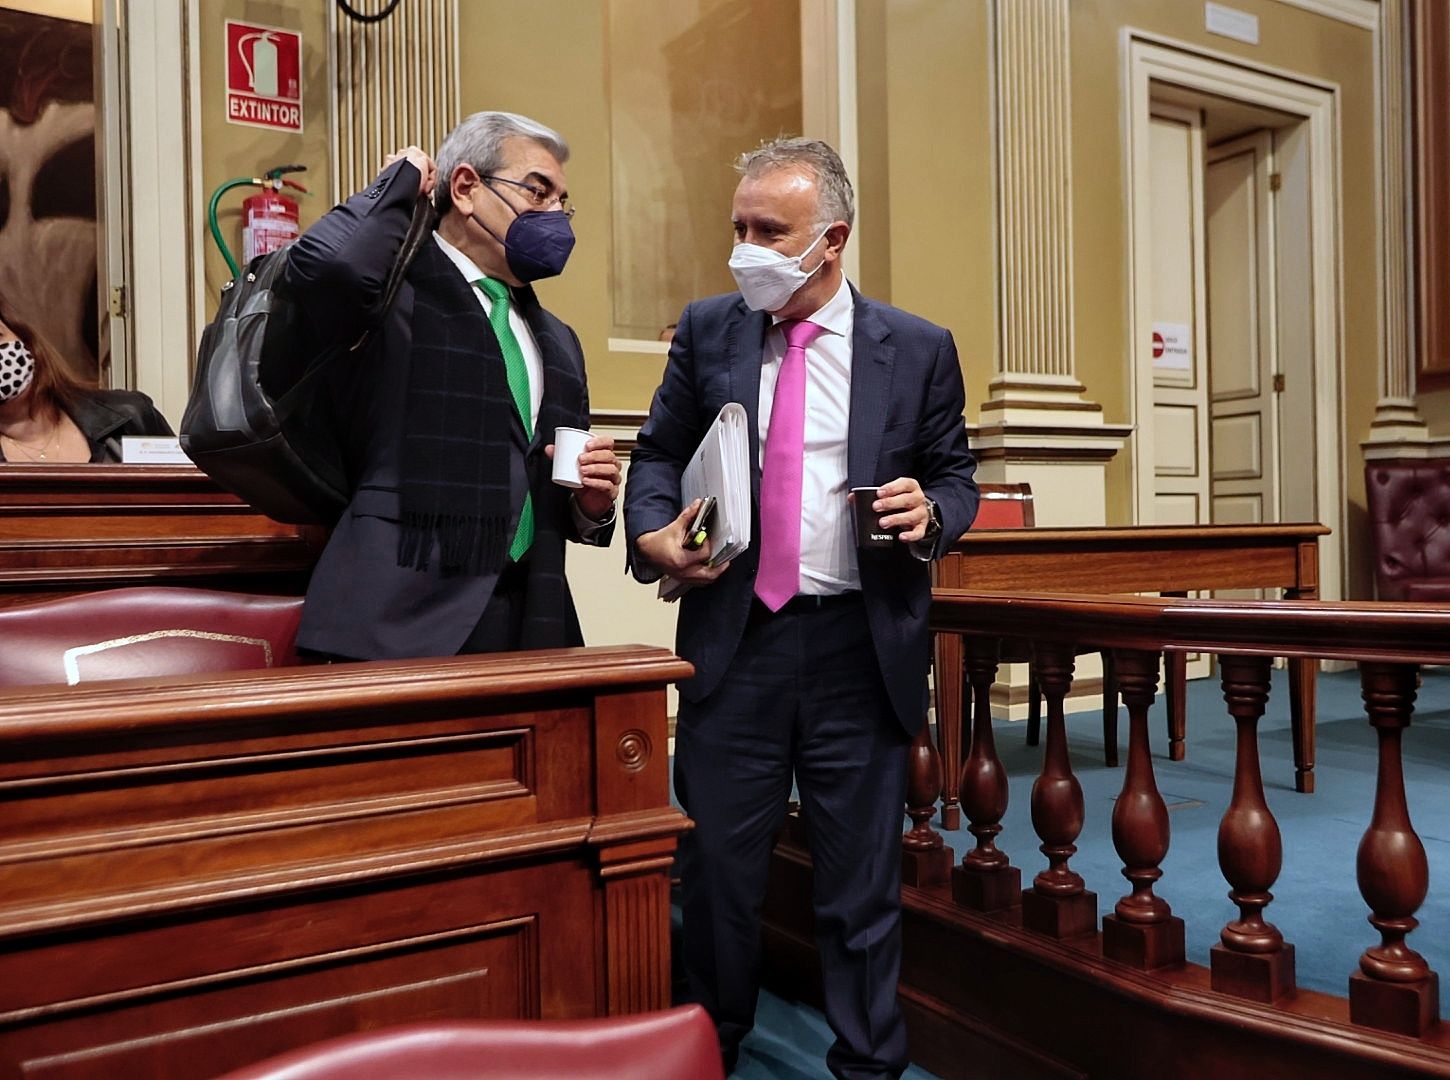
[181,197,435,525]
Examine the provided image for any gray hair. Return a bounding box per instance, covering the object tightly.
[433,110,570,214]
[735,137,855,228]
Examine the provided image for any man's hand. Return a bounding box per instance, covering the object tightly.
[873,477,931,543]
[383,146,437,197]
[546,435,621,522]
[635,499,731,584]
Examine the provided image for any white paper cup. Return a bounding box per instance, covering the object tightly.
[551,426,591,489]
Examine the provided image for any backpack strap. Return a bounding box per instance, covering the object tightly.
[351,195,437,352]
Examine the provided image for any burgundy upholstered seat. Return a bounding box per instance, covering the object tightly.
[1366,461,1450,601]
[210,1005,724,1080]
[0,587,303,688]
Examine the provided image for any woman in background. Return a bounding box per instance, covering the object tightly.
[0,296,170,463]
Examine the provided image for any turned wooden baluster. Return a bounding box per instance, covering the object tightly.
[1350,661,1439,1035]
[902,718,954,886]
[1021,641,1097,938]
[952,636,1020,911]
[1210,653,1295,1002]
[933,633,965,830]
[1101,648,1184,969]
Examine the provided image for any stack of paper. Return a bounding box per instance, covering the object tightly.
[659,402,752,601]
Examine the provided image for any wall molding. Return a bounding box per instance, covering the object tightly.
[801,0,859,282]
[992,0,1075,383]
[1272,0,1380,32]
[99,0,203,420]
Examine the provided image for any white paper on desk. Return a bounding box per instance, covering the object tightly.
[120,436,190,464]
[659,402,752,601]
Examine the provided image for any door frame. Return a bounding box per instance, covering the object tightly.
[1124,33,1345,599]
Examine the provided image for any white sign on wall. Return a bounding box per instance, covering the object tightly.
[1205,2,1260,46]
[1151,322,1193,371]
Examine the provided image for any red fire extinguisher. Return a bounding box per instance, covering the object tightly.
[206,164,308,280]
[241,188,300,263]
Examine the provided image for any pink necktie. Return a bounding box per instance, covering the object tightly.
[756,319,825,611]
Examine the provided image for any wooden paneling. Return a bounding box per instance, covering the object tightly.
[0,465,320,603]
[0,646,692,1080]
[938,525,1325,594]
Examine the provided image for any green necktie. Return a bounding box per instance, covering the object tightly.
[476,277,534,561]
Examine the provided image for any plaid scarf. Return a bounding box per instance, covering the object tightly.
[397,239,517,576]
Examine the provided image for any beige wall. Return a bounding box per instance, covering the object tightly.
[607,0,801,341]
[1416,385,1450,432]
[456,2,660,411]
[853,0,891,300]
[880,0,996,407]
[2,0,86,20]
[198,0,334,305]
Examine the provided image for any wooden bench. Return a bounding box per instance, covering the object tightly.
[0,644,690,1079]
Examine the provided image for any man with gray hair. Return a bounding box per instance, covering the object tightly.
[626,137,978,1077]
[285,111,620,660]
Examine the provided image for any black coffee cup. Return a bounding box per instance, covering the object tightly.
[851,486,897,548]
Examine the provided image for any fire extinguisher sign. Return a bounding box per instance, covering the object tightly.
[225,21,303,133]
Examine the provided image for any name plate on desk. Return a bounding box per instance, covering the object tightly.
[121,436,191,464]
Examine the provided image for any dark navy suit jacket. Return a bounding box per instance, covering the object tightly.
[284,159,610,660]
[624,288,978,734]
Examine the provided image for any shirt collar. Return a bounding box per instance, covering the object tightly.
[771,273,853,337]
[433,231,491,287]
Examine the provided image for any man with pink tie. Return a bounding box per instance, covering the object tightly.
[625,138,978,1078]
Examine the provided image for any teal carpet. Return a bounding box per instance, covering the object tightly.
[693,666,1450,1077]
[985,665,1450,997]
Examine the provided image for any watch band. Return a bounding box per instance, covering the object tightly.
[923,496,943,539]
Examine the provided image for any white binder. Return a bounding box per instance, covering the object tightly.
[658,402,752,600]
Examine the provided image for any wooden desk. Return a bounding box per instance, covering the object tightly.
[0,645,691,1080]
[0,464,321,604]
[932,523,1329,820]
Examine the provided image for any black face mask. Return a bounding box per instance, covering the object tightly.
[471,181,576,282]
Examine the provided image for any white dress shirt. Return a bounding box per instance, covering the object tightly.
[432,232,544,429]
[759,274,858,594]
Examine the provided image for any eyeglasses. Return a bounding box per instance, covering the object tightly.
[483,174,575,218]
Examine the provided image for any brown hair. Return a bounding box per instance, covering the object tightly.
[0,294,93,421]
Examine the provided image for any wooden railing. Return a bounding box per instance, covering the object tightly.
[763,589,1450,1079]
[909,590,1450,1077]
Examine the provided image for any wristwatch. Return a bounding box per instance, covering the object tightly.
[922,496,943,543]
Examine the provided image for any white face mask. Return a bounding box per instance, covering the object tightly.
[728,226,831,312]
[0,340,35,403]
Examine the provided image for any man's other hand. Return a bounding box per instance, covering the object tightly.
[874,476,931,543]
[635,499,731,584]
[384,146,437,197]
[546,435,621,522]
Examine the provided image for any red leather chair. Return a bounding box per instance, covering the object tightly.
[972,481,1036,529]
[0,587,303,688]
[1366,460,1450,601]
[211,1005,724,1080]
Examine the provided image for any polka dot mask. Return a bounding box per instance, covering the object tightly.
[0,340,35,402]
